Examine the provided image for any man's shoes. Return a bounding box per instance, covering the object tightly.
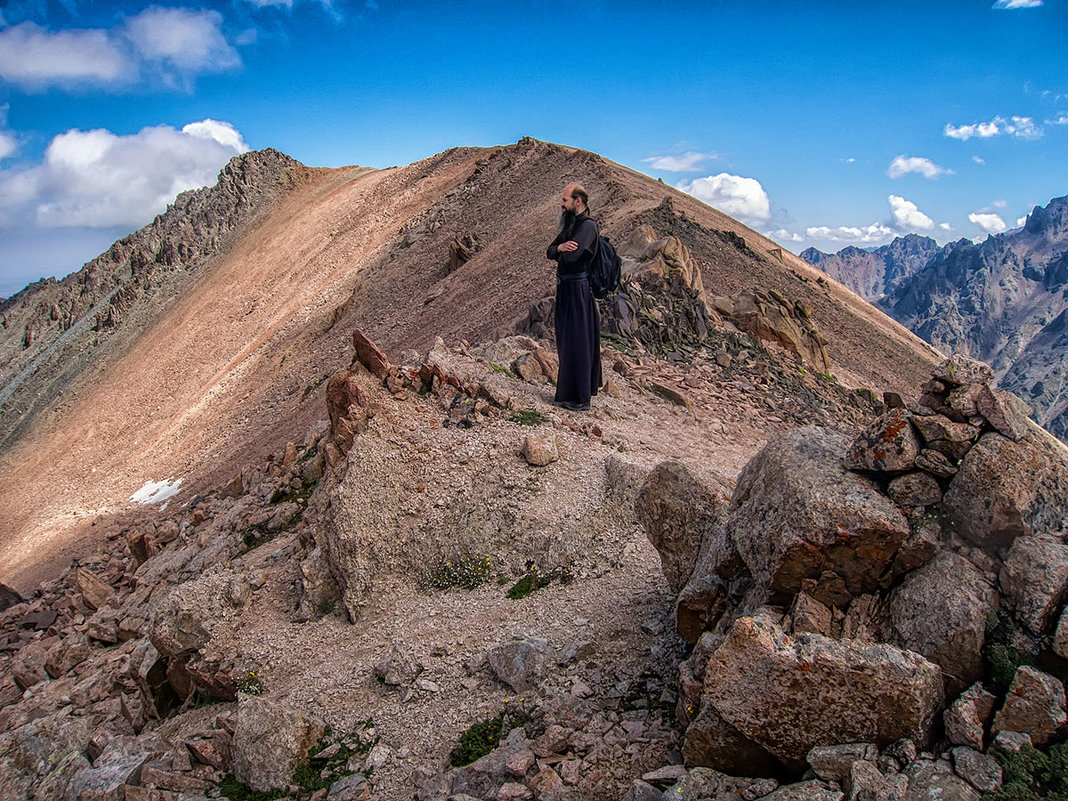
[557,401,590,411]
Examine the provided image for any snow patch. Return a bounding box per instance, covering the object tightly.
[130,477,183,506]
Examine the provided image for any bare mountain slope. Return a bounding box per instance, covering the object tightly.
[0,138,939,590]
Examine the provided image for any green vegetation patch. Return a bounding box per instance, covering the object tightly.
[509,409,545,426]
[422,554,495,590]
[986,743,1068,801]
[506,559,573,600]
[984,608,1035,693]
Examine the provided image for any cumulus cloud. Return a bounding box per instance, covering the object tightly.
[969,212,1008,235]
[766,228,803,243]
[124,7,239,80]
[0,8,240,91]
[0,22,129,89]
[1048,115,1068,126]
[940,223,953,232]
[644,151,716,172]
[945,116,1042,140]
[993,0,1042,7]
[973,155,986,165]
[888,155,953,179]
[678,173,771,222]
[1017,215,1029,227]
[805,223,896,244]
[0,120,249,229]
[889,195,936,230]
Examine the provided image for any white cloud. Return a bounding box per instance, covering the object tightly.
[992,199,1008,208]
[0,105,15,160]
[993,0,1042,8]
[1047,115,1068,125]
[0,120,249,229]
[843,157,856,164]
[1017,215,1028,227]
[973,155,986,164]
[940,223,953,232]
[678,173,771,222]
[887,155,953,179]
[944,115,1042,140]
[766,228,803,243]
[643,151,716,172]
[889,195,936,230]
[123,7,240,80]
[805,222,896,244]
[0,9,240,92]
[969,212,1008,234]
[0,21,129,89]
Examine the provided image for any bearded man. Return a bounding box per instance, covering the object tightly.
[545,183,602,411]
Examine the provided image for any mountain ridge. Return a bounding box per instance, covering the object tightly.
[802,195,1068,441]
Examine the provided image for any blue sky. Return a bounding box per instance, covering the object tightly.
[0,0,1066,297]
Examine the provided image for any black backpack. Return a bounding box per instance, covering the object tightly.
[589,233,621,299]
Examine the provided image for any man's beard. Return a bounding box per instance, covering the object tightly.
[558,208,577,235]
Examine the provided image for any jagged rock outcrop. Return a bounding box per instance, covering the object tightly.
[0,148,309,450]
[637,352,1068,777]
[711,290,831,375]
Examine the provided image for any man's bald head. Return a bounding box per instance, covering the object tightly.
[561,184,589,214]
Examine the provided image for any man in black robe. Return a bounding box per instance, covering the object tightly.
[546,184,602,411]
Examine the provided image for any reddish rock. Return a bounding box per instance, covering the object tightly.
[351,329,390,380]
[992,666,1067,746]
[731,427,910,603]
[887,471,943,508]
[699,614,943,769]
[844,409,922,473]
[325,369,370,455]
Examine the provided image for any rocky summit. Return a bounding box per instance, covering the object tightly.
[1,140,1064,801]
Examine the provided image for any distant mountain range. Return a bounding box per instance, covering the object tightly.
[802,195,1068,441]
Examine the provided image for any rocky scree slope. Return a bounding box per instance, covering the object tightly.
[802,195,1068,442]
[0,148,310,453]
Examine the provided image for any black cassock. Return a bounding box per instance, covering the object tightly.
[547,213,602,407]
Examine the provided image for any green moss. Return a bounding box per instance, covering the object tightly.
[509,409,545,426]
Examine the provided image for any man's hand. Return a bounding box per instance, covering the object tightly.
[557,240,579,252]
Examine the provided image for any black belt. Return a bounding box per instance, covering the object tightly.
[557,272,588,285]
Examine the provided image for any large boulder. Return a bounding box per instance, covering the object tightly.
[231,693,326,792]
[991,666,1067,747]
[728,427,910,605]
[942,432,1068,554]
[998,533,1068,635]
[636,461,732,595]
[844,409,923,473]
[695,614,944,770]
[888,552,997,695]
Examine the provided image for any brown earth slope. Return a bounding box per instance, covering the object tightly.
[0,138,940,592]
